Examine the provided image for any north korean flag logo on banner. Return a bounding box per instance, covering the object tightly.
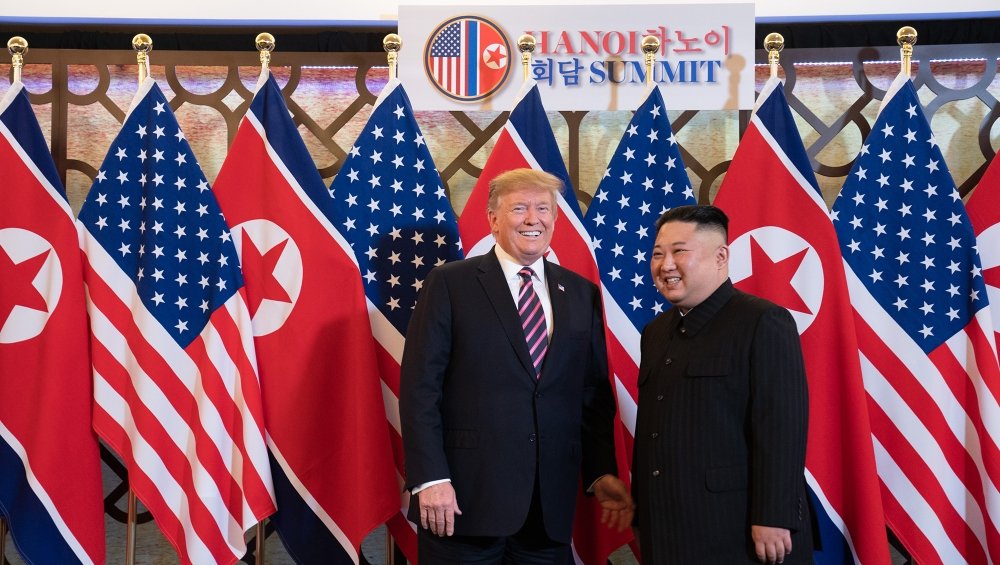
[424,15,511,102]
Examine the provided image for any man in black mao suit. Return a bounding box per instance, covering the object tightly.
[634,205,813,564]
[400,168,633,563]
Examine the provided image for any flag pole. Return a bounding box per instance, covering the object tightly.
[764,32,784,80]
[251,32,275,565]
[125,489,137,565]
[0,516,7,561]
[381,31,403,565]
[256,32,275,81]
[517,34,535,82]
[132,33,152,85]
[641,34,660,89]
[123,32,151,565]
[8,36,27,84]
[384,33,401,81]
[897,26,917,78]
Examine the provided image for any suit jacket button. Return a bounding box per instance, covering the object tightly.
[528,433,536,443]
[656,395,664,401]
[664,358,673,365]
[652,469,661,477]
[650,432,659,439]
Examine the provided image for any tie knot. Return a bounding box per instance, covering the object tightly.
[517,267,535,281]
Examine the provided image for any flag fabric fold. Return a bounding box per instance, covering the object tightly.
[714,76,889,564]
[967,152,1000,352]
[831,72,1000,564]
[326,77,464,562]
[77,77,276,565]
[0,82,105,565]
[212,72,399,564]
[457,78,632,564]
[584,85,695,488]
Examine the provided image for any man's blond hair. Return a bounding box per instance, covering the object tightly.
[487,168,563,212]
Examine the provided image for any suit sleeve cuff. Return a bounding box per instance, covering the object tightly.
[411,478,451,494]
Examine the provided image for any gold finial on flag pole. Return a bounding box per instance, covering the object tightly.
[132,34,152,84]
[383,33,402,80]
[641,35,660,88]
[7,36,27,83]
[256,32,275,73]
[764,32,784,79]
[897,26,917,77]
[517,34,536,82]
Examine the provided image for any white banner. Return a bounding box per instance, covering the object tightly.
[398,3,755,111]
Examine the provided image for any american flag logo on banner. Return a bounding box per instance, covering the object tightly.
[424,15,511,102]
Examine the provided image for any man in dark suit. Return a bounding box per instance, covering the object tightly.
[634,205,812,564]
[400,168,633,563]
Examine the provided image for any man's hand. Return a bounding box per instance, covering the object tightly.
[751,525,792,564]
[592,475,635,532]
[418,482,462,537]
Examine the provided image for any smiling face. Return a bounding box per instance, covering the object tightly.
[650,220,729,312]
[488,183,557,265]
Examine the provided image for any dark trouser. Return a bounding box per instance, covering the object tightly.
[417,478,570,564]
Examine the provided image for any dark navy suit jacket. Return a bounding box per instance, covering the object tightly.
[400,248,617,542]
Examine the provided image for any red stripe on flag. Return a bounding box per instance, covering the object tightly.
[91,404,196,563]
[856,313,998,561]
[90,337,234,563]
[84,265,248,510]
[879,480,950,565]
[867,397,989,562]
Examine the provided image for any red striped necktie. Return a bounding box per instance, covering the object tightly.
[517,267,548,377]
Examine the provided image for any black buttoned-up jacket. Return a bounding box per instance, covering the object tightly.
[633,279,813,564]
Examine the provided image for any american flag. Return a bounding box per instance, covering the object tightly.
[457,79,632,565]
[967,152,1000,352]
[327,78,464,561]
[212,73,398,564]
[428,20,464,95]
[584,85,694,476]
[0,82,105,564]
[78,78,275,565]
[715,77,889,564]
[831,72,1000,564]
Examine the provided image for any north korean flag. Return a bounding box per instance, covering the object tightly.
[714,77,890,565]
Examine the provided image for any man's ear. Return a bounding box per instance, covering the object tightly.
[716,244,729,267]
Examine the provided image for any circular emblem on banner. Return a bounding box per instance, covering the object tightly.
[0,227,62,344]
[729,226,822,334]
[424,15,511,102]
[231,219,303,337]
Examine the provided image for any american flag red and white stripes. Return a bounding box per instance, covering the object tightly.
[78,78,275,565]
[832,72,1000,564]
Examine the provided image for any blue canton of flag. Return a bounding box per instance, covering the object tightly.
[586,86,695,327]
[328,79,463,334]
[832,78,988,350]
[429,21,461,57]
[78,83,243,344]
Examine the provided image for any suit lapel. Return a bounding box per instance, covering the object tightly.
[478,250,536,379]
[542,260,570,381]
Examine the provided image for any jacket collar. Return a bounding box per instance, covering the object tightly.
[674,278,735,336]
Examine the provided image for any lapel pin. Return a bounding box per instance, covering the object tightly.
[558,284,565,292]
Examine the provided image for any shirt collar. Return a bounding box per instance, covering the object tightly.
[494,245,546,285]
